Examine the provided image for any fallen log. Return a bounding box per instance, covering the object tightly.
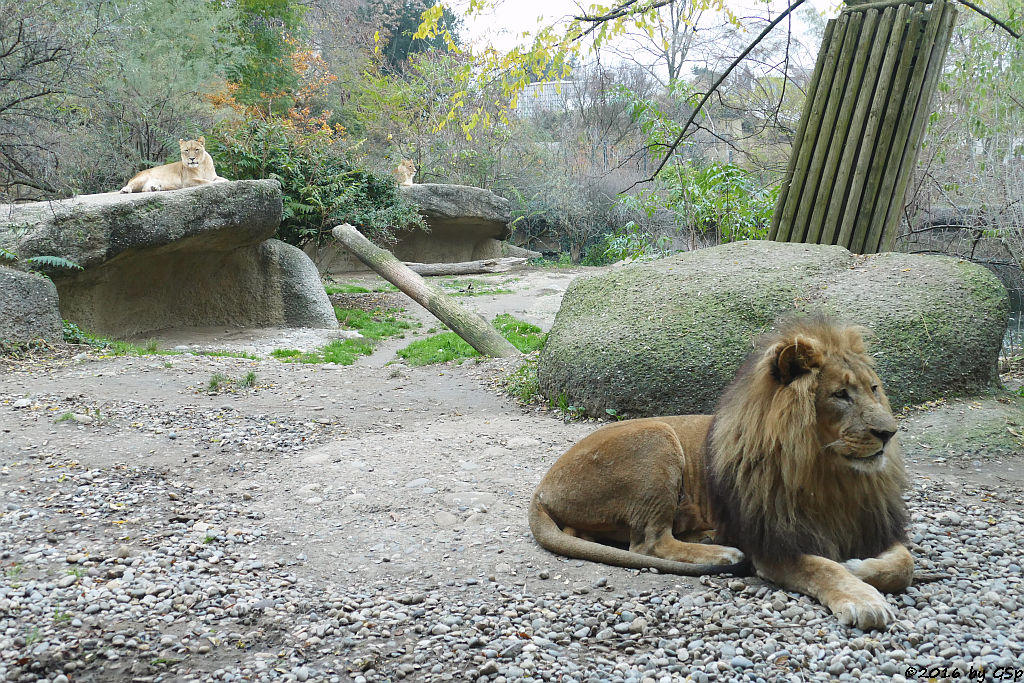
[403,257,527,276]
[331,223,521,359]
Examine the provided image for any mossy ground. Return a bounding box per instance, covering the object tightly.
[900,394,1024,458]
[272,307,416,365]
[396,315,545,366]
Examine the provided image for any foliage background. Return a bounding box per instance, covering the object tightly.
[1,0,1020,267]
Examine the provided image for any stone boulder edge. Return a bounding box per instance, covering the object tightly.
[392,183,512,263]
[538,241,1008,416]
[304,182,518,274]
[0,269,63,343]
[0,181,338,337]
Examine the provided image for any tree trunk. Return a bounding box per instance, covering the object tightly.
[331,224,521,359]
[403,257,527,276]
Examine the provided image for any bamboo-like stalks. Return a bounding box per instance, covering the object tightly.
[846,3,928,253]
[819,6,897,246]
[861,0,948,253]
[791,12,864,244]
[769,20,836,241]
[876,2,957,252]
[805,9,881,245]
[774,14,851,243]
[834,3,912,248]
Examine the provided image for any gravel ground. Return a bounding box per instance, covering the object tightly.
[2,271,1023,683]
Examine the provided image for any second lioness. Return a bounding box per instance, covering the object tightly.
[120,137,226,193]
[530,317,913,630]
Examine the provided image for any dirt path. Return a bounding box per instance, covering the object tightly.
[1,266,1022,683]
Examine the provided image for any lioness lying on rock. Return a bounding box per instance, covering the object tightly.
[530,316,913,630]
[120,137,227,193]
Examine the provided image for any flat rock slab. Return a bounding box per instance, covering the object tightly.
[0,181,337,337]
[393,183,512,263]
[0,268,62,343]
[538,241,1009,416]
[306,183,515,272]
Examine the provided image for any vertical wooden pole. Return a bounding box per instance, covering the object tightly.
[769,20,836,242]
[834,2,913,248]
[805,9,881,245]
[820,5,899,246]
[876,1,957,252]
[792,13,863,244]
[773,14,852,243]
[771,0,955,254]
[861,0,951,254]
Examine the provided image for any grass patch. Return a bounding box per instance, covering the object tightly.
[324,281,399,294]
[63,321,179,357]
[438,278,514,297]
[503,356,541,403]
[335,307,414,340]
[273,307,415,366]
[325,283,370,294]
[204,371,259,393]
[397,314,545,366]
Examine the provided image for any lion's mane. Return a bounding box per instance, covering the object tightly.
[706,316,908,564]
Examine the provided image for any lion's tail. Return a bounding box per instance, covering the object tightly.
[528,494,748,577]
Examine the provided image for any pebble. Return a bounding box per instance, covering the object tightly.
[1,388,1021,683]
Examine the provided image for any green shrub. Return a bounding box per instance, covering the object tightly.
[619,161,777,245]
[208,117,424,247]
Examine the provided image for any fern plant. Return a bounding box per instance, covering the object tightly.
[0,248,82,277]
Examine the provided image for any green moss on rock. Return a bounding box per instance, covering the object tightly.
[538,241,1009,417]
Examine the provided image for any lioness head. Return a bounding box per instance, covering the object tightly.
[769,325,897,473]
[178,137,207,168]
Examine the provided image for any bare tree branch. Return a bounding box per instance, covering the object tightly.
[628,0,807,189]
[956,0,1021,39]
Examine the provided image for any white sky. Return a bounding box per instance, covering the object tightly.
[454,0,844,55]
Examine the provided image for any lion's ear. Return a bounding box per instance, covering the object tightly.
[178,139,185,145]
[197,136,205,146]
[772,336,824,385]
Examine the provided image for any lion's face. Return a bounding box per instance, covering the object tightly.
[812,353,897,473]
[178,137,207,168]
[770,328,898,474]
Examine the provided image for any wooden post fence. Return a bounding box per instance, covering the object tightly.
[769,0,957,253]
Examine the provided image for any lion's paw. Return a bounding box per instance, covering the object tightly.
[830,585,896,630]
[717,547,745,564]
[690,544,744,565]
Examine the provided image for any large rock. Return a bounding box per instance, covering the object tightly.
[305,182,514,274]
[393,183,511,263]
[0,181,337,337]
[0,268,63,343]
[538,241,1008,416]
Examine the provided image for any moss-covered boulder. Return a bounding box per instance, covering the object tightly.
[538,241,1008,416]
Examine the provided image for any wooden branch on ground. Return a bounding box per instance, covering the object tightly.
[403,257,527,276]
[332,224,521,359]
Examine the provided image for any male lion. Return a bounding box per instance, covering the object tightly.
[529,316,912,630]
[393,159,416,186]
[120,137,226,193]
